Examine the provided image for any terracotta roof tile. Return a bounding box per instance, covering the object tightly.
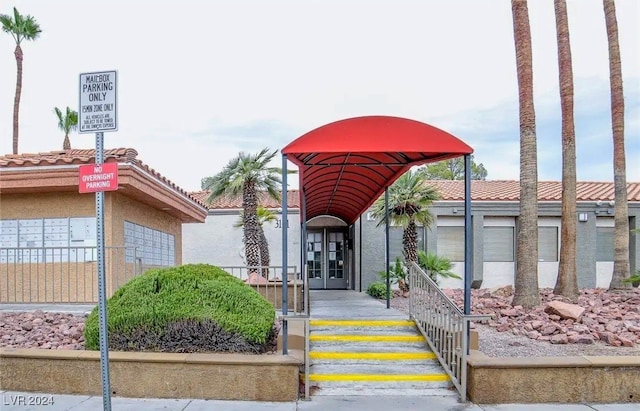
[192,190,301,209]
[425,180,640,202]
[1,148,207,209]
[193,180,640,210]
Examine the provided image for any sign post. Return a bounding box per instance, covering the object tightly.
[79,70,118,411]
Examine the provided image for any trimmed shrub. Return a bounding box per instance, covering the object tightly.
[84,264,276,353]
[367,281,388,299]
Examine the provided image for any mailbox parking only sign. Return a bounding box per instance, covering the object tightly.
[79,70,117,133]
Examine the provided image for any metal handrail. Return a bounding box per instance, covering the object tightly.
[0,245,141,303]
[407,261,489,401]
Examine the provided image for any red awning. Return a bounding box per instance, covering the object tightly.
[282,116,473,224]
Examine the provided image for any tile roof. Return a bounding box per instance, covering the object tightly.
[0,148,208,209]
[191,190,301,209]
[426,180,640,202]
[192,180,640,210]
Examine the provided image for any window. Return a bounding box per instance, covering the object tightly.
[596,227,614,262]
[484,226,514,262]
[437,226,464,262]
[538,226,558,262]
[124,221,175,266]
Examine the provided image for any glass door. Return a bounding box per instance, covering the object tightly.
[307,231,324,289]
[306,229,348,289]
[325,231,347,289]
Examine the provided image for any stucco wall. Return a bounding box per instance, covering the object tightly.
[109,192,183,266]
[182,202,640,292]
[0,192,186,302]
[182,210,301,274]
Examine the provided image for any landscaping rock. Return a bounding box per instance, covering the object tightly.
[545,300,585,321]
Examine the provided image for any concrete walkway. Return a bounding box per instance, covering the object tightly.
[309,290,407,320]
[1,391,635,410]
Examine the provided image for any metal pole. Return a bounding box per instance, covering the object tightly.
[464,154,472,316]
[281,154,289,354]
[95,132,112,411]
[358,216,362,293]
[385,187,390,309]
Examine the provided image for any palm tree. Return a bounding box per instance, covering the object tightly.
[0,7,41,154]
[234,206,277,278]
[201,148,282,278]
[369,170,440,291]
[54,106,78,150]
[553,0,579,299]
[511,0,540,309]
[603,0,631,290]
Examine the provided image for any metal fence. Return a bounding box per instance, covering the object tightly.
[220,265,306,315]
[408,261,489,401]
[0,246,142,303]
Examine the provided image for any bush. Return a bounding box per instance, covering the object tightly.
[417,250,461,286]
[367,281,388,299]
[84,264,276,353]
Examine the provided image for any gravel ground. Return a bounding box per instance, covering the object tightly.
[2,289,640,358]
[387,289,640,357]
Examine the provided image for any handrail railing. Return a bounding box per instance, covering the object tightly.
[0,246,141,303]
[219,265,304,315]
[407,261,490,401]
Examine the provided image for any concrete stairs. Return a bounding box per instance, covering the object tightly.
[307,319,455,396]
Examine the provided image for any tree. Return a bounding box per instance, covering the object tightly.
[553,0,579,299]
[369,170,441,292]
[54,106,78,150]
[201,148,282,280]
[234,206,277,278]
[511,0,540,309]
[603,0,631,290]
[0,7,41,154]
[418,155,488,180]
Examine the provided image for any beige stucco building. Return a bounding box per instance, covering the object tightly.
[0,148,207,303]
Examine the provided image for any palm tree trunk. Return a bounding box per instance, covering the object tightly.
[604,0,631,290]
[258,226,270,278]
[242,182,261,275]
[63,133,71,150]
[553,0,579,299]
[12,45,23,155]
[511,0,540,309]
[402,218,418,263]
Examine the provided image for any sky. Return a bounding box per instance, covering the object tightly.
[1,0,638,193]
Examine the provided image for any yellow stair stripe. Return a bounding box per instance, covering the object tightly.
[310,320,415,327]
[308,373,450,382]
[309,351,436,360]
[310,334,425,342]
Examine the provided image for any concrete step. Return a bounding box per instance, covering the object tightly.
[311,386,457,397]
[310,362,446,376]
[309,333,428,349]
[309,350,438,365]
[308,317,452,396]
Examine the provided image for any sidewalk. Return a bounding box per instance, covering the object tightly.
[0,392,636,411]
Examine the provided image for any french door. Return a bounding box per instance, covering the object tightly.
[307,229,348,289]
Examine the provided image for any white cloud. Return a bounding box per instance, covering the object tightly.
[0,0,638,191]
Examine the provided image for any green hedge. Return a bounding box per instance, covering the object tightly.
[84,264,276,351]
[366,281,388,299]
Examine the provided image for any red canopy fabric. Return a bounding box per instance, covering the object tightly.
[282,116,473,224]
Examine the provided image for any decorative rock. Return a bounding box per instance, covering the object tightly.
[550,334,568,344]
[545,301,585,321]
